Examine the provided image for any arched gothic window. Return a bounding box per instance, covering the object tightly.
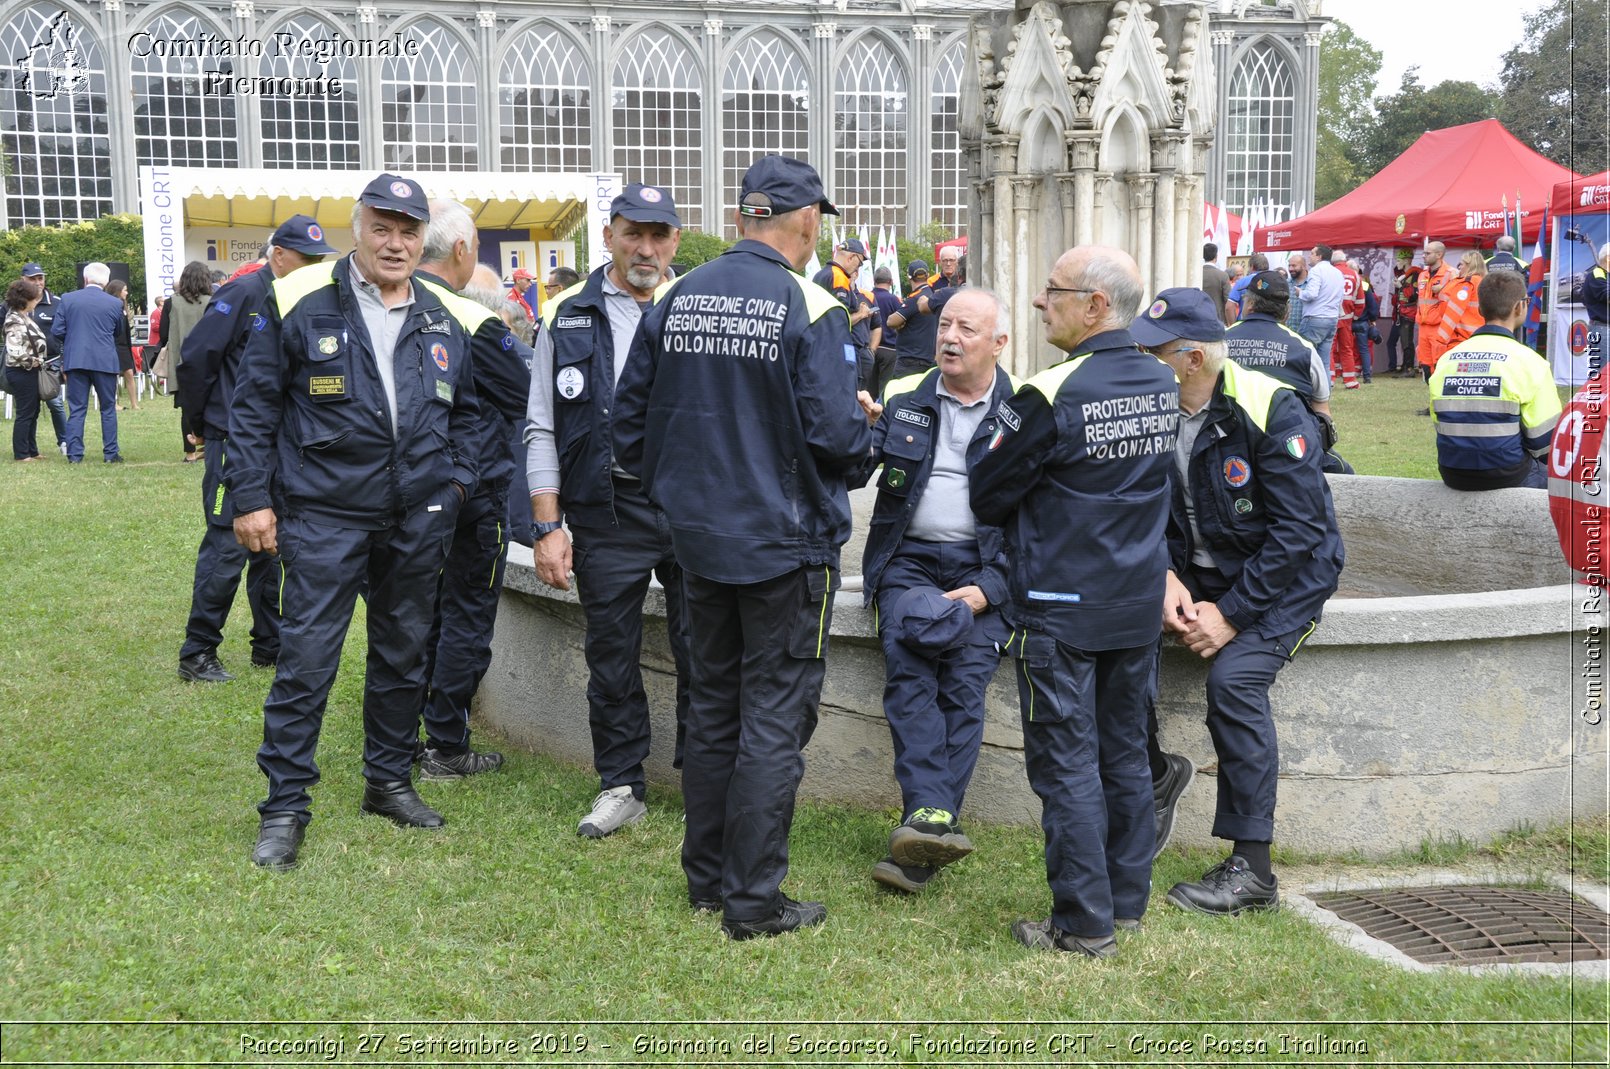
[259,14,360,169]
[1225,42,1295,218]
[930,42,965,232]
[721,31,810,238]
[131,11,238,169]
[0,6,112,225]
[500,25,591,172]
[834,36,906,230]
[612,30,704,230]
[384,19,478,171]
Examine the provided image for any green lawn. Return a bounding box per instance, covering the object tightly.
[0,396,1603,1066]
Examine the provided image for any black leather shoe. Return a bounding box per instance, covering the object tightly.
[250,650,278,668]
[252,813,304,870]
[1167,855,1279,915]
[1011,918,1118,958]
[871,855,935,894]
[179,651,235,683]
[1152,752,1195,859]
[689,896,722,914]
[103,455,124,464]
[360,779,445,828]
[722,897,826,940]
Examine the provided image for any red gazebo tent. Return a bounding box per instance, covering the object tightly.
[1259,120,1581,252]
[1552,170,1610,216]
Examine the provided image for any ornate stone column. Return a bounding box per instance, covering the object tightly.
[1297,30,1323,215]
[1009,174,1041,377]
[811,22,837,203]
[356,4,382,169]
[1175,174,1201,288]
[1205,28,1235,207]
[1055,173,1077,252]
[1068,135,1100,246]
[908,23,934,233]
[590,14,612,179]
[1128,173,1157,296]
[101,0,136,211]
[231,0,261,168]
[1151,133,1185,291]
[476,9,498,173]
[702,18,723,230]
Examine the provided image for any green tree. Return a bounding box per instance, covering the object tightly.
[1497,0,1608,174]
[1358,71,1498,178]
[1315,19,1382,207]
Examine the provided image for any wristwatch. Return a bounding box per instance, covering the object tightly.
[533,519,564,539]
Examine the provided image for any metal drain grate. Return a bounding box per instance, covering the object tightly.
[1310,885,1610,965]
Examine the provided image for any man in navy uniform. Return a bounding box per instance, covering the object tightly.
[413,199,535,778]
[1131,288,1342,916]
[229,174,481,870]
[970,246,1179,959]
[812,238,878,389]
[884,260,956,381]
[851,287,1015,895]
[51,261,127,463]
[614,155,870,939]
[525,183,691,839]
[174,214,337,684]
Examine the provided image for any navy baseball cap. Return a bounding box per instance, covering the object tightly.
[839,238,868,256]
[358,172,430,222]
[610,183,682,228]
[888,587,974,657]
[270,214,338,256]
[907,260,930,278]
[1130,287,1226,347]
[21,263,44,277]
[738,155,839,217]
[1249,270,1289,300]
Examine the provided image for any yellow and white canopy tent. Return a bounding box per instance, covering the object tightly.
[139,166,619,301]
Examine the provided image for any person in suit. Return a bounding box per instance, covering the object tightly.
[50,262,128,463]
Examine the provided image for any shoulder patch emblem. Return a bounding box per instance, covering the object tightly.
[317,335,338,354]
[556,366,585,400]
[500,332,515,350]
[1233,497,1254,515]
[430,341,450,371]
[1284,433,1309,460]
[215,300,232,315]
[252,314,266,332]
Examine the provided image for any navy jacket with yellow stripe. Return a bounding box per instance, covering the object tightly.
[969,328,1180,651]
[227,255,480,529]
[851,363,1015,608]
[1169,360,1343,638]
[612,239,870,584]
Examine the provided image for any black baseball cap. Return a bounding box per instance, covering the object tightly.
[270,214,338,256]
[1130,287,1227,347]
[358,172,430,222]
[1249,270,1289,300]
[609,183,682,228]
[21,263,44,277]
[738,155,839,217]
[839,238,868,256]
[888,587,974,656]
[907,260,929,278]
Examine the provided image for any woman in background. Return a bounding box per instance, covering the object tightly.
[4,278,51,461]
[158,261,213,462]
[104,278,139,413]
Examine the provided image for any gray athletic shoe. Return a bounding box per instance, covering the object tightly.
[577,786,646,838]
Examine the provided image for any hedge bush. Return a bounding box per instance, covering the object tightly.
[0,214,146,307]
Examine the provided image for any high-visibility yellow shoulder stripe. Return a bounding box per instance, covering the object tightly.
[1219,359,1288,432]
[882,366,937,404]
[540,280,588,328]
[272,261,337,317]
[648,273,684,306]
[788,270,849,324]
[1002,370,1022,392]
[1023,353,1091,402]
[418,278,496,333]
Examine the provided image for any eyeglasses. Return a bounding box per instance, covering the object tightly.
[1145,344,1201,360]
[1041,284,1098,298]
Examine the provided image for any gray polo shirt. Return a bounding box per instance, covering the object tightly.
[350,258,415,436]
[906,378,991,544]
[525,270,650,495]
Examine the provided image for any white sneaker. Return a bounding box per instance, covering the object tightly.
[578,786,646,838]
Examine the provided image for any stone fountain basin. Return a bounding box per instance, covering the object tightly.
[479,476,1605,856]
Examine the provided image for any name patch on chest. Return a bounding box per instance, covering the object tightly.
[309,375,345,396]
[419,319,451,336]
[554,316,590,330]
[997,404,1021,431]
[435,380,454,402]
[894,409,931,428]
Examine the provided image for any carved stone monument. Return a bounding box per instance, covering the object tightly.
[960,0,1215,376]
